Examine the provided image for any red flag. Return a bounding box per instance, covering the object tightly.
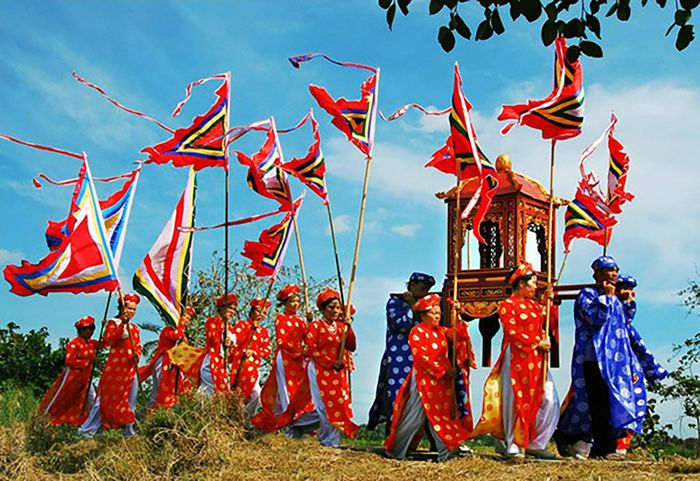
[607,115,634,214]
[235,126,293,211]
[499,37,584,140]
[425,63,498,244]
[281,116,329,204]
[563,181,618,253]
[242,196,303,278]
[142,73,230,170]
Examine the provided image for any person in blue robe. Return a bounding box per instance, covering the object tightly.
[367,272,435,434]
[612,274,669,455]
[555,256,649,459]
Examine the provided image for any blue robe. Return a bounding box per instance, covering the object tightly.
[558,288,647,438]
[367,294,417,430]
[623,300,668,384]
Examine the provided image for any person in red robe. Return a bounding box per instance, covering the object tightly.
[252,284,315,433]
[39,315,98,426]
[197,293,237,395]
[304,288,359,447]
[139,306,195,410]
[79,293,142,437]
[385,293,471,461]
[229,297,272,416]
[471,263,559,459]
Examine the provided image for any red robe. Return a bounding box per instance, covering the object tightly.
[191,316,230,394]
[305,319,359,438]
[456,321,477,432]
[229,320,271,399]
[39,336,97,425]
[97,319,141,430]
[385,322,471,452]
[139,324,190,409]
[252,312,311,432]
[472,294,546,448]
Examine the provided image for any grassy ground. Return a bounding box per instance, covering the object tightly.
[2,387,700,481]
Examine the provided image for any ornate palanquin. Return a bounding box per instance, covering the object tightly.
[438,154,565,366]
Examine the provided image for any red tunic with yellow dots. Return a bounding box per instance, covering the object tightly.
[305,319,359,438]
[197,316,230,394]
[139,324,190,408]
[456,320,477,432]
[229,320,271,399]
[472,294,546,448]
[39,336,98,426]
[252,313,311,431]
[385,322,471,452]
[97,319,141,429]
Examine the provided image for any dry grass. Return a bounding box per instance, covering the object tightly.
[2,395,699,481]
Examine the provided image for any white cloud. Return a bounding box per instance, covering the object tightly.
[0,248,24,264]
[390,223,421,237]
[328,214,352,234]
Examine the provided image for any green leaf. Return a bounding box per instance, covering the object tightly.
[541,20,558,45]
[491,8,505,33]
[430,0,444,14]
[398,0,411,15]
[580,40,603,57]
[566,44,581,62]
[387,3,397,29]
[438,25,456,50]
[564,18,584,37]
[545,1,557,20]
[675,9,692,25]
[445,0,458,8]
[586,13,602,38]
[379,0,393,9]
[656,0,667,8]
[476,19,494,39]
[676,24,695,50]
[617,3,631,20]
[681,0,700,9]
[589,0,600,15]
[522,0,543,22]
[606,2,618,17]
[666,22,677,36]
[510,0,522,20]
[454,12,472,38]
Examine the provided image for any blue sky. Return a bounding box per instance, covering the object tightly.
[0,1,698,434]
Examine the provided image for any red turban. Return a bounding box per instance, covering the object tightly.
[75,315,96,329]
[122,293,140,305]
[216,292,238,308]
[276,284,300,302]
[413,293,441,312]
[508,262,534,285]
[251,298,271,309]
[316,288,340,309]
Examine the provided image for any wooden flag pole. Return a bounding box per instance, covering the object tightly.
[222,165,231,371]
[543,139,557,389]
[81,292,113,415]
[449,178,463,419]
[336,154,372,364]
[326,201,346,303]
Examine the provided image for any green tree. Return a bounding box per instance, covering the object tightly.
[0,322,66,395]
[649,280,700,457]
[377,0,696,57]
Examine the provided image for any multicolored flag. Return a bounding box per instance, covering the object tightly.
[281,115,329,205]
[142,73,230,170]
[607,115,634,214]
[133,168,196,326]
[235,123,293,210]
[41,168,141,269]
[242,195,304,278]
[4,158,120,296]
[499,36,584,140]
[289,53,379,157]
[563,184,618,253]
[425,63,499,244]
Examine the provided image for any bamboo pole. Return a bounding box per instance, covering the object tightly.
[543,140,557,389]
[450,184,463,420]
[336,154,372,364]
[81,292,113,415]
[223,166,231,371]
[326,202,346,304]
